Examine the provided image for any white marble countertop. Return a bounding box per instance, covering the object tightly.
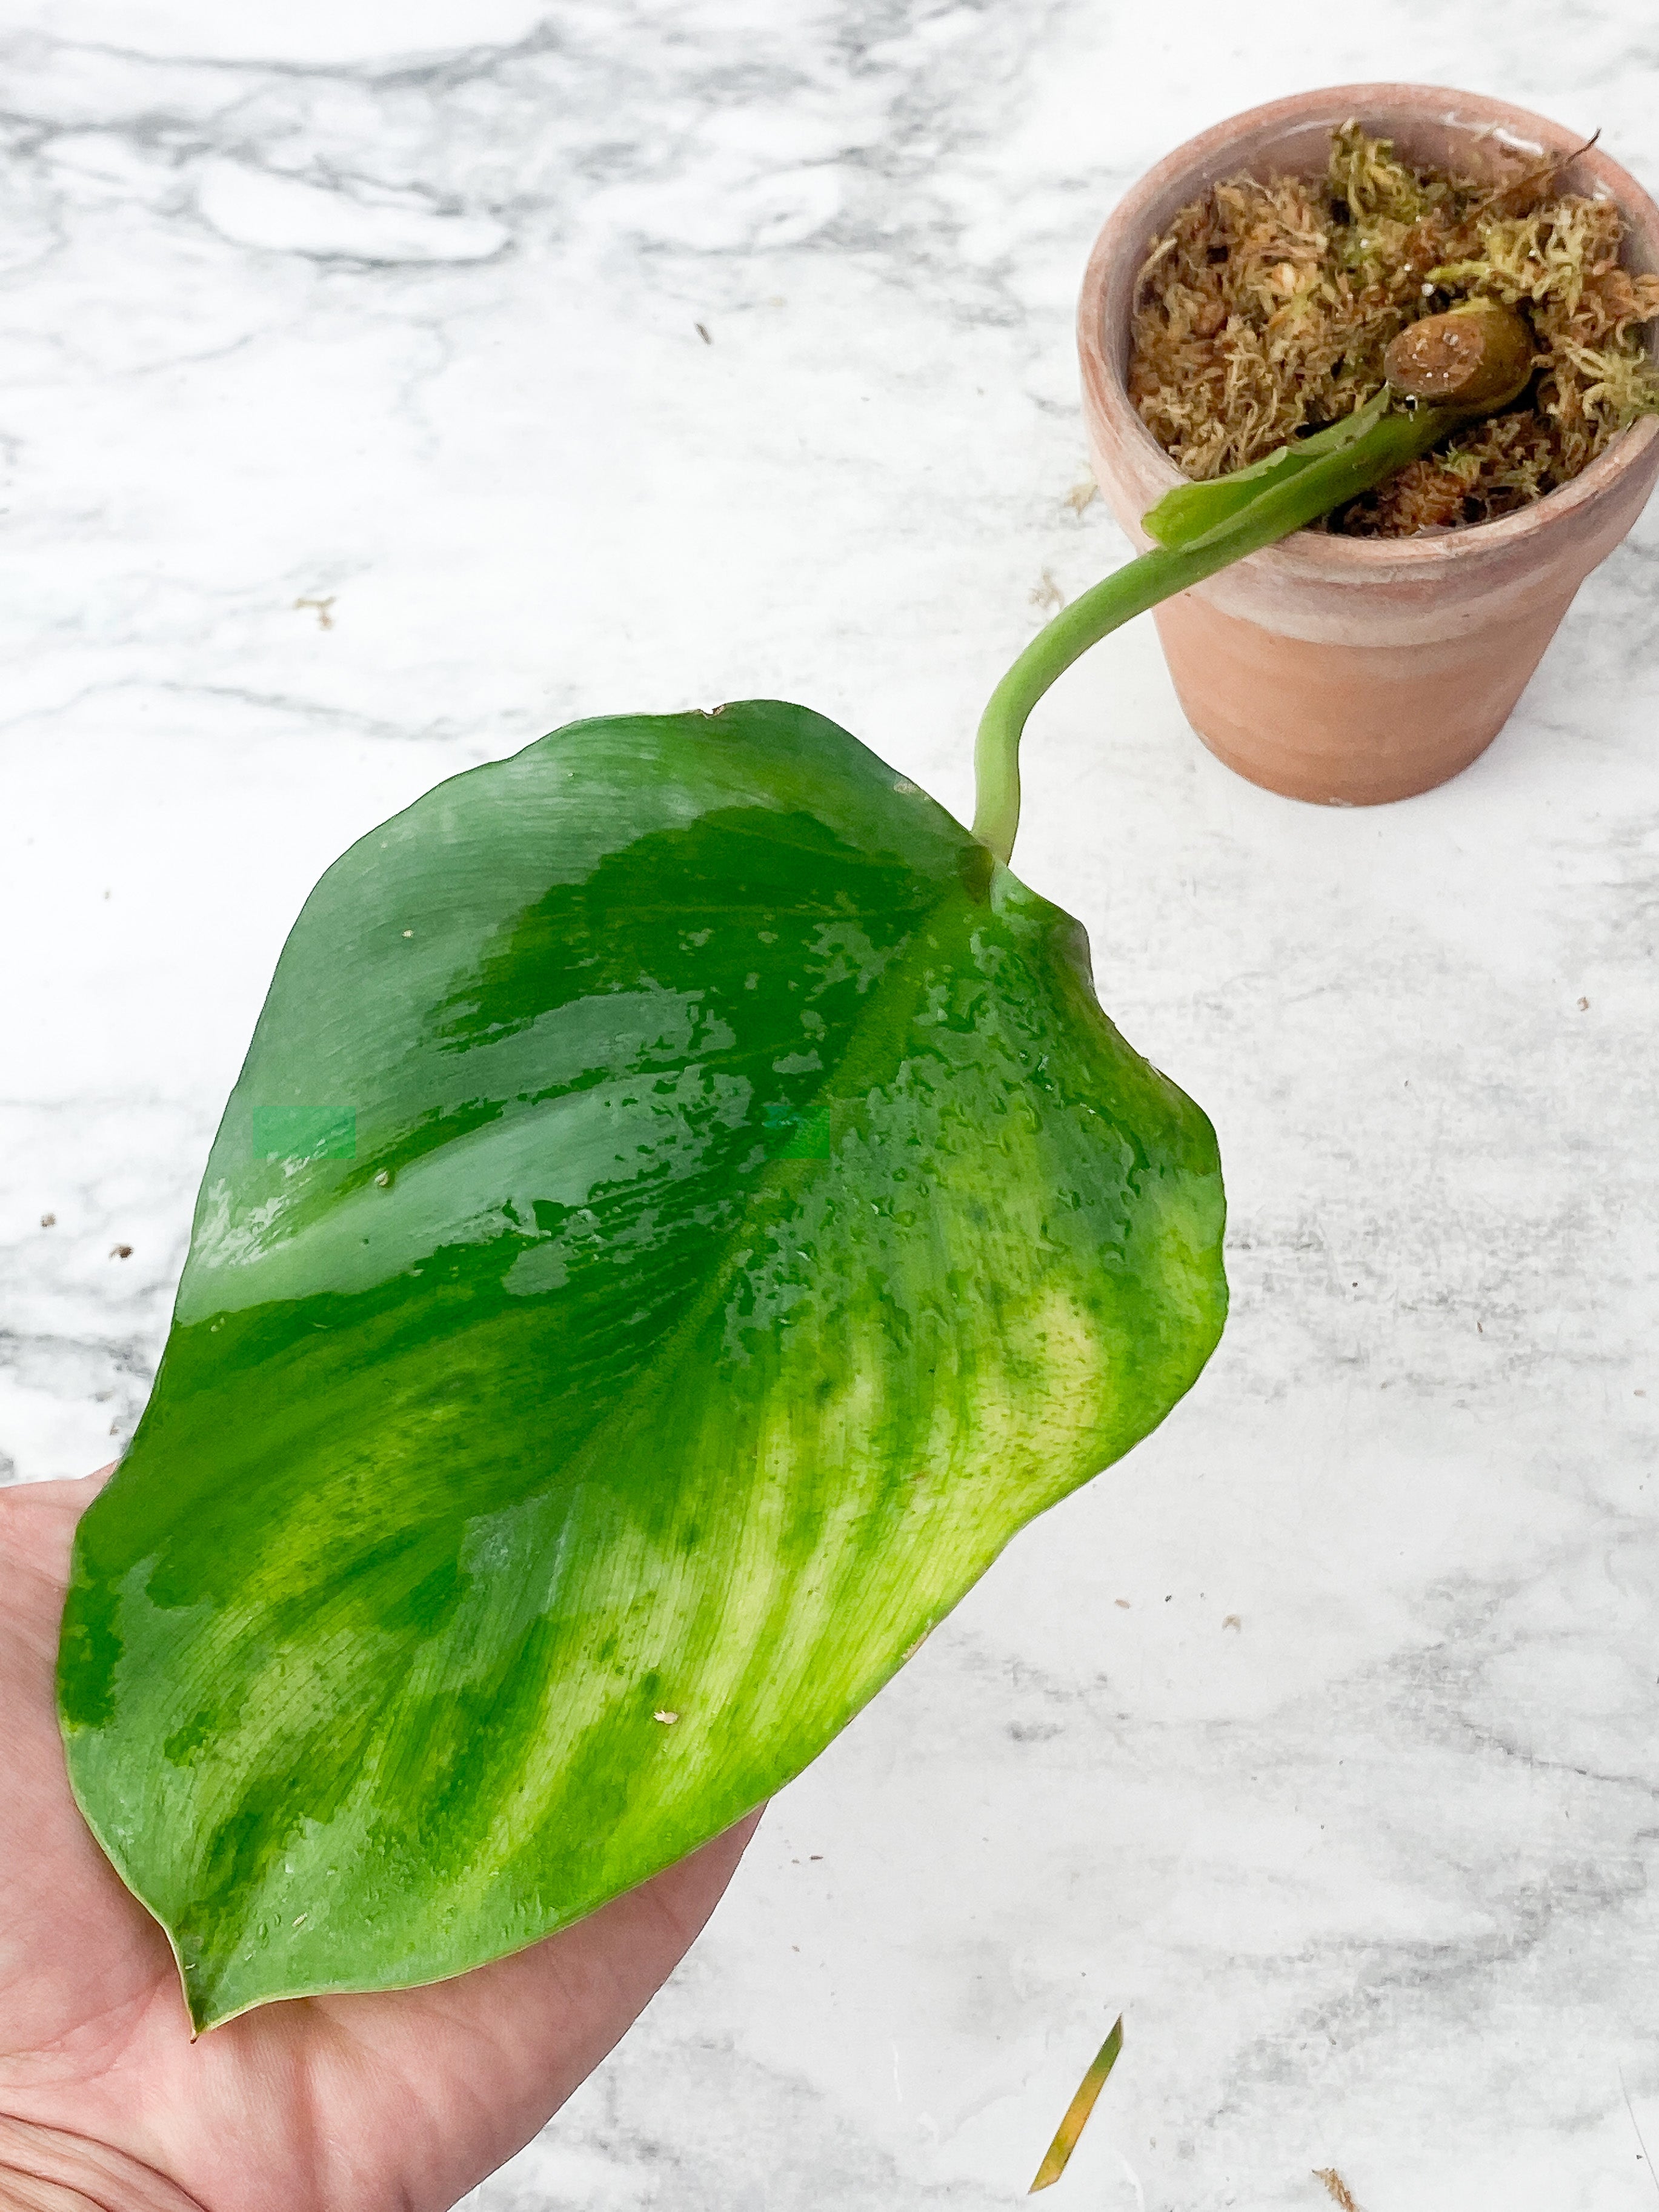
[4,5,1658,2208]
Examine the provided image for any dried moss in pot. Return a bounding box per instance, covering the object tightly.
[1129,122,1659,535]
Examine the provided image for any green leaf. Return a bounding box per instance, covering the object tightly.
[58,700,1226,2029]
[1141,387,1392,549]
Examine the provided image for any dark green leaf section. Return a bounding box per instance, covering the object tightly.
[58,701,1226,2028]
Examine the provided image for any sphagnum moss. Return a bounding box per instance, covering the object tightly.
[1130,122,1659,535]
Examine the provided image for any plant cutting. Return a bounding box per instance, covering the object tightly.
[52,198,1569,2032]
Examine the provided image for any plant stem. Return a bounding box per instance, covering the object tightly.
[971,402,1455,865]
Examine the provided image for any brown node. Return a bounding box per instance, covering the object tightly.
[1384,301,1534,410]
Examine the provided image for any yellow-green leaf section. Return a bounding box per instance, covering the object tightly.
[57,700,1225,2029]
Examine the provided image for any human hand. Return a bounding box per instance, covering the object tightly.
[0,1473,760,2212]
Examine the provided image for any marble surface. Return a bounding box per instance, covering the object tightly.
[4,3,1659,2206]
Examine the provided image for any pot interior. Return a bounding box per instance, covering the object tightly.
[1109,94,1659,386]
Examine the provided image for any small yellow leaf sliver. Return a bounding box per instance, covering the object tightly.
[1028,2014,1123,2193]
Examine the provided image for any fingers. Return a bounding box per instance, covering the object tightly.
[0,1471,115,1619]
[0,1465,115,1533]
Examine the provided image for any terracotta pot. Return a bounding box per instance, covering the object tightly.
[1078,84,1659,805]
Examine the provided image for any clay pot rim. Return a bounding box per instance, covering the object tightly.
[1079,81,1659,579]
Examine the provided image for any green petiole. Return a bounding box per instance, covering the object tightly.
[969,395,1457,865]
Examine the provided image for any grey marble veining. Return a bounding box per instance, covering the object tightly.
[4,4,1658,2207]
